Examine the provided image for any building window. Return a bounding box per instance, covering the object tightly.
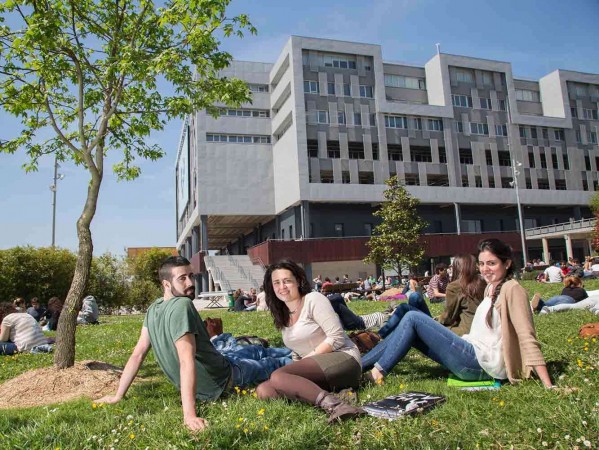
[370,114,377,127]
[501,177,513,188]
[485,150,493,165]
[528,150,535,168]
[354,112,362,126]
[334,223,345,237]
[359,85,373,98]
[555,179,567,190]
[384,74,426,90]
[489,176,495,188]
[281,229,285,240]
[248,83,269,93]
[542,128,549,140]
[320,170,334,183]
[307,140,319,158]
[358,172,375,184]
[384,115,408,129]
[479,98,492,110]
[327,82,335,95]
[428,119,443,131]
[525,178,532,189]
[582,108,598,120]
[551,151,559,169]
[388,144,403,161]
[540,153,547,169]
[497,151,511,167]
[324,55,356,69]
[411,146,432,163]
[438,147,447,163]
[452,94,472,108]
[571,107,578,118]
[206,133,271,144]
[454,121,463,133]
[588,131,598,144]
[585,155,592,170]
[304,80,319,94]
[219,108,270,118]
[348,142,365,159]
[459,148,473,165]
[470,122,489,135]
[461,176,469,187]
[414,117,423,130]
[495,124,508,136]
[461,219,482,233]
[317,110,329,124]
[576,130,582,143]
[404,174,419,185]
[327,140,340,159]
[481,71,493,86]
[475,176,483,187]
[563,152,570,170]
[516,89,540,102]
[343,83,351,96]
[289,225,293,239]
[363,223,373,236]
[498,99,506,111]
[531,127,538,139]
[427,174,450,187]
[583,179,589,191]
[519,126,527,138]
[372,143,379,160]
[575,85,588,97]
[341,171,350,184]
[554,129,565,141]
[537,179,550,190]
[455,68,474,83]
[337,111,346,125]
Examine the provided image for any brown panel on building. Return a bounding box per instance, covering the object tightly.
[190,251,206,273]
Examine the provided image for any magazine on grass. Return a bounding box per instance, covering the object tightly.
[363,391,446,420]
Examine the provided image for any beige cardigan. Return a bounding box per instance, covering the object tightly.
[494,279,546,383]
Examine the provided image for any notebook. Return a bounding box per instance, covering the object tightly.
[363,391,446,420]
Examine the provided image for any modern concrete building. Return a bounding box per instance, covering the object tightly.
[175,36,598,287]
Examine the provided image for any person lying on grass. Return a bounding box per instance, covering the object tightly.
[96,256,290,432]
[256,260,364,423]
[362,238,554,389]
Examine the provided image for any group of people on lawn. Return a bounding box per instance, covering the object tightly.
[96,238,581,431]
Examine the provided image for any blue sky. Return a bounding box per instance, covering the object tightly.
[1,0,598,256]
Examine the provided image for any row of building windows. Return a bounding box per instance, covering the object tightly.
[519,126,565,141]
[248,83,269,93]
[526,147,572,170]
[384,115,443,131]
[451,94,503,110]
[304,80,374,98]
[384,74,426,90]
[312,110,376,127]
[571,107,599,120]
[219,108,270,118]
[516,89,540,102]
[206,134,271,144]
[575,130,598,144]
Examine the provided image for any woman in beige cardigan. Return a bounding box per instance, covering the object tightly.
[363,238,553,388]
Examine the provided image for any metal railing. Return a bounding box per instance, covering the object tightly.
[525,217,596,238]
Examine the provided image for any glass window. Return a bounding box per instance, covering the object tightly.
[327,82,335,95]
[337,111,346,125]
[343,83,351,96]
[454,121,463,133]
[452,94,472,108]
[414,117,423,130]
[317,111,328,124]
[479,98,491,110]
[428,119,443,131]
[516,89,540,102]
[359,85,373,98]
[304,80,319,94]
[384,115,407,129]
[531,127,538,139]
[354,113,362,126]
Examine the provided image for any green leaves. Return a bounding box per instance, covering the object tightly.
[364,176,428,274]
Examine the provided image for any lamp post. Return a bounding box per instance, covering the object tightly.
[510,159,528,268]
[50,155,65,247]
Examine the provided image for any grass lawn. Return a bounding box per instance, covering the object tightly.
[1,280,598,449]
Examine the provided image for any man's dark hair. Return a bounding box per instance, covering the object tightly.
[159,256,192,282]
[434,263,448,274]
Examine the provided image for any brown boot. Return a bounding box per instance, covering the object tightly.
[315,391,365,424]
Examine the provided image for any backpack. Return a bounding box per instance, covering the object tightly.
[348,331,381,354]
[203,317,223,338]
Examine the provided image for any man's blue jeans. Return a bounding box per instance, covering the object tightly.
[378,292,431,338]
[227,350,291,387]
[362,311,490,381]
[0,342,18,355]
[535,295,576,312]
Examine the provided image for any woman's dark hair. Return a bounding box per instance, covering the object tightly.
[263,260,312,330]
[0,302,17,324]
[478,239,514,327]
[47,297,63,313]
[563,275,582,289]
[451,254,486,301]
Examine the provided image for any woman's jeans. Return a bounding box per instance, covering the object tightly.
[535,295,575,311]
[0,342,18,355]
[378,292,431,338]
[362,311,490,381]
[328,294,365,330]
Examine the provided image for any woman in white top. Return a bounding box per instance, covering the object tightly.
[362,239,553,389]
[1,302,48,355]
[256,260,364,423]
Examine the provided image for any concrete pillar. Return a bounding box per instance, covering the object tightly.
[454,203,461,235]
[200,215,209,292]
[588,239,594,256]
[564,234,573,260]
[542,238,550,264]
[301,201,310,239]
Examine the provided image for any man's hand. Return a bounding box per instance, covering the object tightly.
[94,394,122,405]
[184,415,209,432]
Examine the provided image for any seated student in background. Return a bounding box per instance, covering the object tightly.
[96,256,289,432]
[256,260,364,424]
[0,302,51,355]
[378,254,485,338]
[44,297,64,331]
[77,295,100,324]
[530,275,588,314]
[361,239,554,389]
[13,297,26,312]
[27,297,47,322]
[426,263,449,303]
[543,262,563,283]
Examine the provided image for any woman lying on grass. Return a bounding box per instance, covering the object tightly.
[530,275,589,313]
[362,239,554,389]
[378,253,486,338]
[256,260,364,423]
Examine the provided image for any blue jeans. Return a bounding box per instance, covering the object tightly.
[0,342,18,355]
[328,294,365,330]
[362,311,490,381]
[378,292,431,338]
[227,351,291,387]
[536,295,575,311]
[211,333,292,359]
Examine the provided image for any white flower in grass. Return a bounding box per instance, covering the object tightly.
[542,441,548,447]
[583,440,591,448]
[537,428,542,433]
[126,414,134,421]
[582,420,587,426]
[565,435,570,440]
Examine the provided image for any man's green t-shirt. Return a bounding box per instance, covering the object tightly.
[144,296,231,401]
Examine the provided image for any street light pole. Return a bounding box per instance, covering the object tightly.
[511,158,528,268]
[50,155,64,247]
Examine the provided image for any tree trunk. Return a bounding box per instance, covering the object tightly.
[53,162,103,368]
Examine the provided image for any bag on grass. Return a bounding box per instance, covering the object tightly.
[203,317,223,338]
[235,335,270,348]
[348,331,381,354]
[579,322,599,338]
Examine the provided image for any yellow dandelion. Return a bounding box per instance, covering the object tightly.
[92,403,97,409]
[263,425,269,431]
[242,390,247,395]
[243,428,249,433]
[499,400,505,407]
[238,417,244,422]
[235,424,241,429]
[399,384,405,389]
[234,386,240,392]
[128,420,133,426]
[129,434,135,440]
[257,408,265,416]
[376,378,383,385]
[252,392,257,398]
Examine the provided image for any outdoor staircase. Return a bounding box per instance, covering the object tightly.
[203,255,265,292]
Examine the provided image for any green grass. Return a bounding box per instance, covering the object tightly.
[1,280,598,449]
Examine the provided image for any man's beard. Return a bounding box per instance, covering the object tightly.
[170,285,195,299]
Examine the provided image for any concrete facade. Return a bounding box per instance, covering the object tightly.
[175,36,599,267]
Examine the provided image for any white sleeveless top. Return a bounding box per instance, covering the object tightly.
[462,296,507,379]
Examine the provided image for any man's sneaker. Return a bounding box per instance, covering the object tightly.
[531,293,542,313]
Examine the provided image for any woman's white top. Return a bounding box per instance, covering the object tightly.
[281,292,361,364]
[1,313,47,352]
[462,296,507,379]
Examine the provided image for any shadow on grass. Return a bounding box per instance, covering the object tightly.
[546,359,570,378]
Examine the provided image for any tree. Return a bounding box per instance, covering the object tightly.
[0,0,255,368]
[364,176,428,276]
[127,247,174,287]
[88,252,129,312]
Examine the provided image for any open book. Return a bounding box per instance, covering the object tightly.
[363,392,446,420]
